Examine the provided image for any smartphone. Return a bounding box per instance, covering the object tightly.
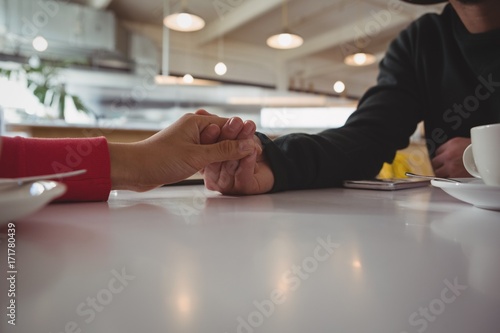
[343,178,430,191]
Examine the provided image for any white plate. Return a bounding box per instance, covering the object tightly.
[0,169,86,192]
[0,181,66,224]
[431,178,500,211]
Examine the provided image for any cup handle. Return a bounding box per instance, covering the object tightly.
[463,144,481,178]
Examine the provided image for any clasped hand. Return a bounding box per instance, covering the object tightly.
[109,112,265,192]
[196,110,275,195]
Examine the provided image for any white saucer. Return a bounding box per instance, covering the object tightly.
[431,178,500,211]
[0,169,85,191]
[0,181,66,224]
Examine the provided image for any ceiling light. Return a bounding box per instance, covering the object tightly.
[32,36,48,52]
[267,0,303,50]
[214,62,227,76]
[163,0,205,32]
[164,12,205,32]
[344,52,376,66]
[267,31,303,50]
[333,81,346,94]
[214,36,227,76]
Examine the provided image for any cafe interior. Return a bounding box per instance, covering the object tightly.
[1,0,499,332]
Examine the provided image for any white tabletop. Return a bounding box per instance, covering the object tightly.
[1,185,500,333]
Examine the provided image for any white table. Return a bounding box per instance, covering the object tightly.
[1,185,500,333]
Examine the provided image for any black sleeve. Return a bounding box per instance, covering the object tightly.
[258,26,425,193]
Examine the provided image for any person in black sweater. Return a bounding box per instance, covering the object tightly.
[199,0,500,195]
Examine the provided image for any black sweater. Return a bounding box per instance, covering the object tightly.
[258,5,500,192]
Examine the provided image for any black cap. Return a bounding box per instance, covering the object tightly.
[401,0,447,4]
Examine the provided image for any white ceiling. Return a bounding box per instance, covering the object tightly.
[76,0,446,98]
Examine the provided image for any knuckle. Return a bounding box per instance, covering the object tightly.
[216,141,233,157]
[181,113,194,121]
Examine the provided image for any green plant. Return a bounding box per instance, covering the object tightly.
[0,60,92,120]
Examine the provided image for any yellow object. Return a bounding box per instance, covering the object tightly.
[378,144,434,179]
[379,152,412,178]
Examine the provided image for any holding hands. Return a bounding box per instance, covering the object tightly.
[195,110,274,195]
[118,110,471,196]
[108,112,262,192]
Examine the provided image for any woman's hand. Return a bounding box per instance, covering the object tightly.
[108,112,260,192]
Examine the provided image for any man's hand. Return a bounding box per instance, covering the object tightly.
[108,113,259,192]
[432,137,472,178]
[196,110,274,195]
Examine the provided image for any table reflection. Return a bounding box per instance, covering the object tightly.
[431,208,500,300]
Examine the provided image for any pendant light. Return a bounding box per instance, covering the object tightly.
[333,81,346,94]
[156,1,219,86]
[344,52,376,66]
[163,0,205,32]
[214,36,227,76]
[266,0,303,50]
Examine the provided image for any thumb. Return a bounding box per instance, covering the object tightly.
[201,138,256,163]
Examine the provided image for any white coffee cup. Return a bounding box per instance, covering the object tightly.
[463,123,500,186]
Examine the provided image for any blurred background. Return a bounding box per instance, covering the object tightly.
[0,0,440,165]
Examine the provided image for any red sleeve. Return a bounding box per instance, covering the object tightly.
[0,136,111,202]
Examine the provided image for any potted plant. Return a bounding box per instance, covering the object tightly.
[0,58,92,120]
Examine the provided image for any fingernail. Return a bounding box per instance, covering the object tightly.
[242,123,254,136]
[229,117,245,132]
[228,118,238,131]
[239,139,254,152]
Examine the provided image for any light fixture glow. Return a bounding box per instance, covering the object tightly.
[164,12,205,32]
[354,53,367,65]
[267,32,303,50]
[333,81,346,94]
[214,62,227,76]
[344,52,376,66]
[32,36,48,52]
[177,294,192,314]
[183,74,194,84]
[266,0,303,50]
[352,260,362,269]
[279,33,292,46]
[177,13,192,29]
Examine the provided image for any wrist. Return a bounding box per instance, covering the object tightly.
[108,142,140,190]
